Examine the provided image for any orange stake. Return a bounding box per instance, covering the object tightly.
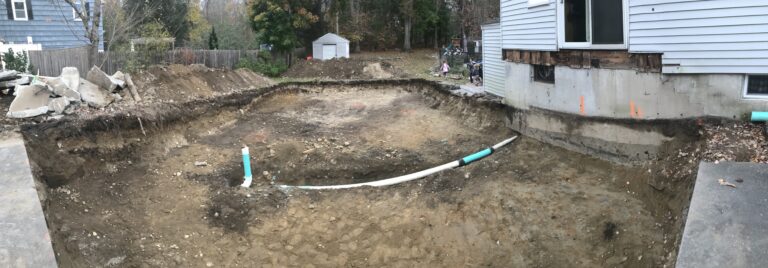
[629,101,636,118]
[579,96,585,115]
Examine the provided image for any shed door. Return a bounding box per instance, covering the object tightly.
[322,45,337,60]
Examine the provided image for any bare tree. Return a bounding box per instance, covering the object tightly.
[63,0,103,67]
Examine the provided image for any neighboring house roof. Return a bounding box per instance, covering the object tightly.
[313,33,349,44]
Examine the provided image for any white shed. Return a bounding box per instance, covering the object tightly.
[312,33,350,60]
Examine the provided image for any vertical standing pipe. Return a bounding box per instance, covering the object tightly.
[241,146,253,187]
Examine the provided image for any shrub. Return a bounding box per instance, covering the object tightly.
[2,48,30,73]
[237,51,287,77]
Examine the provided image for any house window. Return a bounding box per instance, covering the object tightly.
[12,0,28,21]
[559,0,627,49]
[533,65,555,84]
[745,75,768,98]
[73,0,82,21]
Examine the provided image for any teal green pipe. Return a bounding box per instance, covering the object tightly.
[460,148,494,166]
[241,147,253,187]
[751,112,768,122]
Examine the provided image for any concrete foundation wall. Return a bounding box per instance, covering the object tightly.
[503,62,768,120]
[505,107,700,162]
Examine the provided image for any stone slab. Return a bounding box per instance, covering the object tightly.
[0,133,58,267]
[6,85,50,118]
[79,79,114,108]
[676,162,768,268]
[60,67,80,93]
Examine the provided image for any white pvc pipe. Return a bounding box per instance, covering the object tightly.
[279,136,518,190]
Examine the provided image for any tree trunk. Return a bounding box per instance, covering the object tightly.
[404,17,412,52]
[462,30,468,53]
[335,11,339,33]
[89,0,103,67]
[433,0,439,49]
[350,0,361,53]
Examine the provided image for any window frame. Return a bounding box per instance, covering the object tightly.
[73,0,83,21]
[11,0,28,21]
[532,64,556,84]
[556,0,629,50]
[743,75,768,99]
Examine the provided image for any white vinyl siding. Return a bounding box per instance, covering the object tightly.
[500,0,557,51]
[482,23,504,97]
[628,0,768,74]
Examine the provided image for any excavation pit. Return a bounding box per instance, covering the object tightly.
[22,80,691,267]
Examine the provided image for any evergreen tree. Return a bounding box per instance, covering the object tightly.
[208,27,219,50]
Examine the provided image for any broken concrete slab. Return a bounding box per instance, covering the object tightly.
[48,97,71,114]
[0,76,30,89]
[61,67,80,92]
[40,77,81,102]
[79,79,114,108]
[86,66,125,92]
[6,85,51,118]
[113,71,125,81]
[0,70,19,82]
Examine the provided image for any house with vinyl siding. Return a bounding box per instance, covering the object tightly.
[0,0,102,51]
[483,0,768,120]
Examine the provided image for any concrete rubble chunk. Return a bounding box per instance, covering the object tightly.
[79,79,114,108]
[0,76,31,89]
[113,71,125,81]
[0,70,19,82]
[48,97,71,114]
[40,77,81,102]
[86,66,125,92]
[60,67,80,92]
[6,85,51,118]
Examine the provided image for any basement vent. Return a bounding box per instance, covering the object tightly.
[746,75,768,97]
[533,65,555,84]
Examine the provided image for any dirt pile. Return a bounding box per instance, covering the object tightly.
[131,64,275,104]
[283,59,405,80]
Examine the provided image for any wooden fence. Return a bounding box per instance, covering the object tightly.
[28,47,260,77]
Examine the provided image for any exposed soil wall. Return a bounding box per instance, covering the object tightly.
[20,79,700,267]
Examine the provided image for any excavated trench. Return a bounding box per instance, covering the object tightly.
[22,80,697,267]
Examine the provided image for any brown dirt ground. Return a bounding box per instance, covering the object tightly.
[25,82,685,268]
[4,65,768,267]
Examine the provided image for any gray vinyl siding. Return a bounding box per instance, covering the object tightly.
[500,0,557,51]
[0,0,102,50]
[482,23,504,97]
[628,0,768,74]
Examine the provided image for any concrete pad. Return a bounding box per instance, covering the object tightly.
[6,85,51,118]
[79,79,114,108]
[60,67,80,93]
[86,66,124,92]
[48,98,71,114]
[677,162,768,268]
[0,133,58,267]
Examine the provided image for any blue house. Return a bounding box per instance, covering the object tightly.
[0,0,103,50]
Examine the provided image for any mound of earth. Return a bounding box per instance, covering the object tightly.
[283,59,405,80]
[132,64,275,104]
